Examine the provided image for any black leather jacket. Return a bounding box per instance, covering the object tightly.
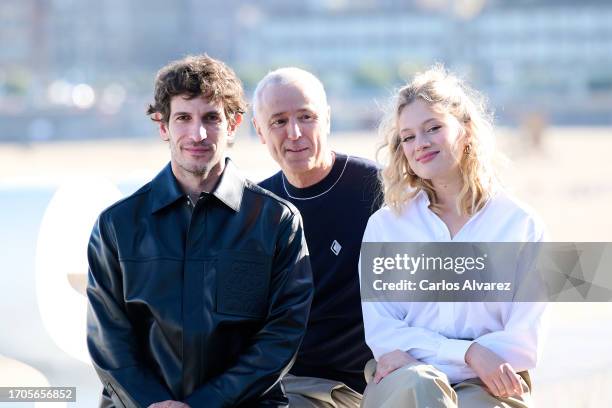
[86,160,313,408]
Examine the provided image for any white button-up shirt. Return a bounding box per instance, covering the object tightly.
[361,190,547,384]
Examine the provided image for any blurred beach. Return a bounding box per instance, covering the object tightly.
[3,126,612,239]
[1,128,611,407]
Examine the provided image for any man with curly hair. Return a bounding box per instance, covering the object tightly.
[86,55,313,408]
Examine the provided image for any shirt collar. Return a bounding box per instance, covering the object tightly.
[150,163,184,214]
[416,189,430,206]
[150,158,244,214]
[210,158,244,212]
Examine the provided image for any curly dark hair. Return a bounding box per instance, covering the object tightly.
[146,54,246,125]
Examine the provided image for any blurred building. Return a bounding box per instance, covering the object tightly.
[1,0,612,140]
[237,0,612,126]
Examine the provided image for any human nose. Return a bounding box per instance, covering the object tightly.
[189,124,207,142]
[286,118,302,141]
[414,132,431,151]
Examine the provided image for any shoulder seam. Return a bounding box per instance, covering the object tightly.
[101,183,152,215]
[244,179,300,216]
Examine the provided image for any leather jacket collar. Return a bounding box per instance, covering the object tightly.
[150,158,244,214]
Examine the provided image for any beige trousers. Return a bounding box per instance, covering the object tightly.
[361,359,532,408]
[282,374,362,408]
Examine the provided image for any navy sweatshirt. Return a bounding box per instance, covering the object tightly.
[259,152,382,393]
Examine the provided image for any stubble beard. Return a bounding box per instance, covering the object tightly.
[182,162,211,178]
[179,153,220,180]
[170,143,216,180]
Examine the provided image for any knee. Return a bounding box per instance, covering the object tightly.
[363,364,457,408]
[390,364,449,393]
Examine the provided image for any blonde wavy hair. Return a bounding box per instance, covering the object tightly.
[378,64,498,215]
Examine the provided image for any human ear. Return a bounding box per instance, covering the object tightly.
[227,113,243,143]
[158,120,170,142]
[252,118,267,145]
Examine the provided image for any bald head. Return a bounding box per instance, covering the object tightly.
[252,67,333,188]
[252,67,328,120]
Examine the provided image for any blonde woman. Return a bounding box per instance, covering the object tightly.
[360,66,547,408]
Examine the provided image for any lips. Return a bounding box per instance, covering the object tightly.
[183,145,212,155]
[416,151,439,163]
[285,147,309,154]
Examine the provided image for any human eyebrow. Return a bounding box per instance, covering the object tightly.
[298,108,317,116]
[172,111,191,118]
[269,111,286,119]
[400,117,440,134]
[268,112,287,123]
[421,118,438,127]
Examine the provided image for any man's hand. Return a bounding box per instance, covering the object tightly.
[373,349,419,384]
[465,342,523,398]
[148,401,190,408]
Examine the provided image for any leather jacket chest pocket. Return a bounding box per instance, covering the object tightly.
[215,250,272,319]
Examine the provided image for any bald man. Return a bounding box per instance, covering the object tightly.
[253,68,382,408]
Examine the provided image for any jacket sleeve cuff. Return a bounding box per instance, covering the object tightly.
[437,339,473,365]
[95,367,174,408]
[184,384,227,408]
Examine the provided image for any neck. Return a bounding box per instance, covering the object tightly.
[431,173,463,214]
[172,160,225,198]
[284,151,335,188]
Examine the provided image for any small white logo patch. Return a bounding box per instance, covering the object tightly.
[330,240,342,255]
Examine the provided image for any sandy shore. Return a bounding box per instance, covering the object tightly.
[2,127,612,241]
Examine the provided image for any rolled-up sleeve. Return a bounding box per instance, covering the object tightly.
[474,302,547,371]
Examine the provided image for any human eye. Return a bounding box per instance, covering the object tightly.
[175,114,190,122]
[427,124,442,133]
[270,118,287,128]
[204,113,221,123]
[400,134,415,143]
[299,112,316,122]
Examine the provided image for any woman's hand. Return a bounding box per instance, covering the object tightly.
[465,342,523,398]
[373,349,419,384]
